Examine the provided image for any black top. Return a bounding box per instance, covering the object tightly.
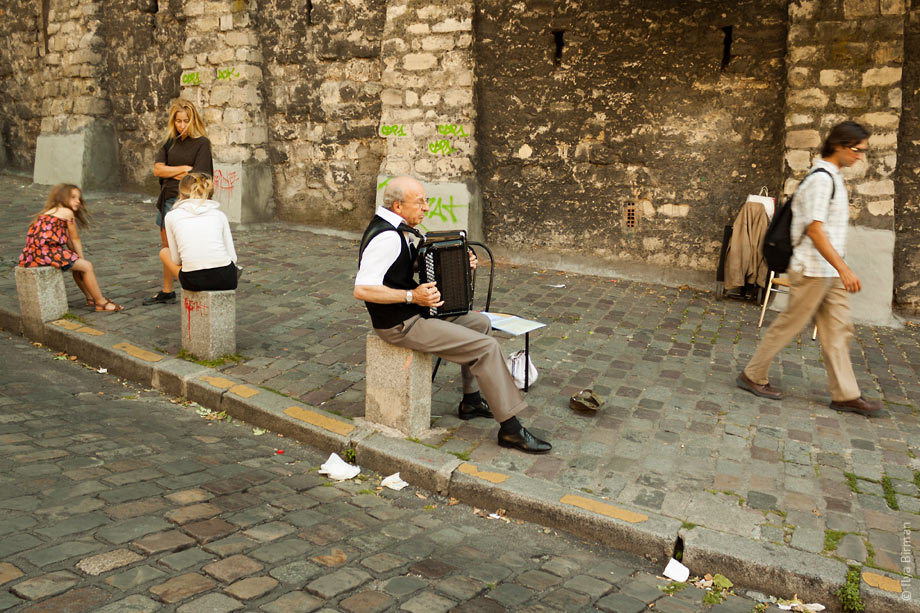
[155,136,213,221]
[358,215,425,329]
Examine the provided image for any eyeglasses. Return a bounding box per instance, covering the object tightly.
[849,147,868,155]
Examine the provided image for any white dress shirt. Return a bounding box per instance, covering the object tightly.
[355,207,416,286]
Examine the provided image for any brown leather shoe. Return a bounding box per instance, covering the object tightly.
[736,372,782,400]
[829,396,883,416]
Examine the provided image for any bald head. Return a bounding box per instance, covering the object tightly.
[383,176,423,210]
[382,176,428,227]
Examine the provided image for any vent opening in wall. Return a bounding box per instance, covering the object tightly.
[720,26,733,70]
[552,30,565,65]
[41,0,50,53]
[624,203,637,229]
[307,0,312,26]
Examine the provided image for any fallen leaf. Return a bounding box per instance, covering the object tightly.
[252,427,266,436]
[448,498,460,506]
[312,548,347,566]
[415,492,428,500]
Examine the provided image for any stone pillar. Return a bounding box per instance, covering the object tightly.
[178,0,273,225]
[377,0,481,240]
[15,267,69,340]
[783,0,904,325]
[365,334,432,437]
[181,290,236,360]
[33,0,117,189]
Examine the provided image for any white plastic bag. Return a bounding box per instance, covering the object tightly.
[505,350,537,389]
[747,186,776,220]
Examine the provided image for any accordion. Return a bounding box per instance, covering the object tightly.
[417,230,473,318]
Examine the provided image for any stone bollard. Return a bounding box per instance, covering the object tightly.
[365,334,432,437]
[180,289,236,360]
[15,266,69,340]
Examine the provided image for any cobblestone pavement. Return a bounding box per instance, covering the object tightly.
[0,172,918,587]
[0,331,770,612]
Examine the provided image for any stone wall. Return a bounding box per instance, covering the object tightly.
[474,0,788,272]
[257,0,387,228]
[99,0,186,191]
[784,0,905,321]
[0,3,44,170]
[896,2,920,312]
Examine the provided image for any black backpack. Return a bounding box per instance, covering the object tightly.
[762,167,835,273]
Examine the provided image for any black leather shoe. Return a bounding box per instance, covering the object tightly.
[498,427,552,454]
[142,291,177,305]
[458,398,493,420]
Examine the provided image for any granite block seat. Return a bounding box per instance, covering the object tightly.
[180,289,236,360]
[365,334,432,437]
[15,266,68,339]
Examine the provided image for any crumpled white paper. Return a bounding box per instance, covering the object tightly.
[381,472,409,490]
[662,557,690,582]
[318,453,360,481]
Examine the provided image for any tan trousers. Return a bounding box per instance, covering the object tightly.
[744,270,860,402]
[374,312,525,423]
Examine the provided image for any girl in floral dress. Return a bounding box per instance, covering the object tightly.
[19,184,123,312]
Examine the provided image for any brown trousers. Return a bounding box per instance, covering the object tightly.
[743,270,861,402]
[374,312,525,423]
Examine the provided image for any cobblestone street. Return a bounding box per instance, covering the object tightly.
[1,172,919,608]
[0,330,767,612]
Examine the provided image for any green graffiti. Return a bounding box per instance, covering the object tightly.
[437,124,467,137]
[428,140,454,155]
[380,124,407,137]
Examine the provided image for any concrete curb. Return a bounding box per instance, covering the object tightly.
[1,302,915,611]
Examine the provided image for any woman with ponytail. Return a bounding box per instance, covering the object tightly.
[159,173,239,292]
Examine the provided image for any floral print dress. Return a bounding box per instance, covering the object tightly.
[18,214,80,269]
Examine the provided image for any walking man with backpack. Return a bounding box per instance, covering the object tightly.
[737,121,882,416]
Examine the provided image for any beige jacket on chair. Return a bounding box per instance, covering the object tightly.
[724,200,769,290]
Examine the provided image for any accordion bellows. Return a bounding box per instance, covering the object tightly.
[417,230,473,318]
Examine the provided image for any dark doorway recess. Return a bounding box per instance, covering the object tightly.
[721,25,733,69]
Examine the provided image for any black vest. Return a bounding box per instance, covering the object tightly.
[358,215,424,329]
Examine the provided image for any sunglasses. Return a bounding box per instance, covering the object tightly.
[849,146,868,154]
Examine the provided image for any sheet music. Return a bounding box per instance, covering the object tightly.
[482,312,546,335]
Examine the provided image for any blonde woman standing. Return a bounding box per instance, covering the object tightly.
[159,173,238,292]
[145,98,213,305]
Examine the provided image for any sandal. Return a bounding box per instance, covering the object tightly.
[95,300,124,312]
[84,299,95,309]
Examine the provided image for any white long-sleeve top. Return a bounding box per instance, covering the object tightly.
[164,198,237,272]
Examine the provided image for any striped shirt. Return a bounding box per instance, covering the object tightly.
[789,159,849,278]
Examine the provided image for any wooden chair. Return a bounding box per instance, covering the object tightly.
[759,270,817,340]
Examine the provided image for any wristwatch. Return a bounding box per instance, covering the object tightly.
[405,290,413,304]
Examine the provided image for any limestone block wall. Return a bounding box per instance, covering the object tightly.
[895,2,920,312]
[39,0,111,136]
[257,0,387,228]
[377,0,480,236]
[474,0,788,271]
[783,0,904,226]
[0,3,44,170]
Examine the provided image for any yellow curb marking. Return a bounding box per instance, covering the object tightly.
[862,571,902,593]
[199,376,235,390]
[560,494,649,524]
[284,406,356,436]
[229,384,259,399]
[458,463,509,484]
[113,342,164,363]
[52,319,81,330]
[50,320,105,336]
